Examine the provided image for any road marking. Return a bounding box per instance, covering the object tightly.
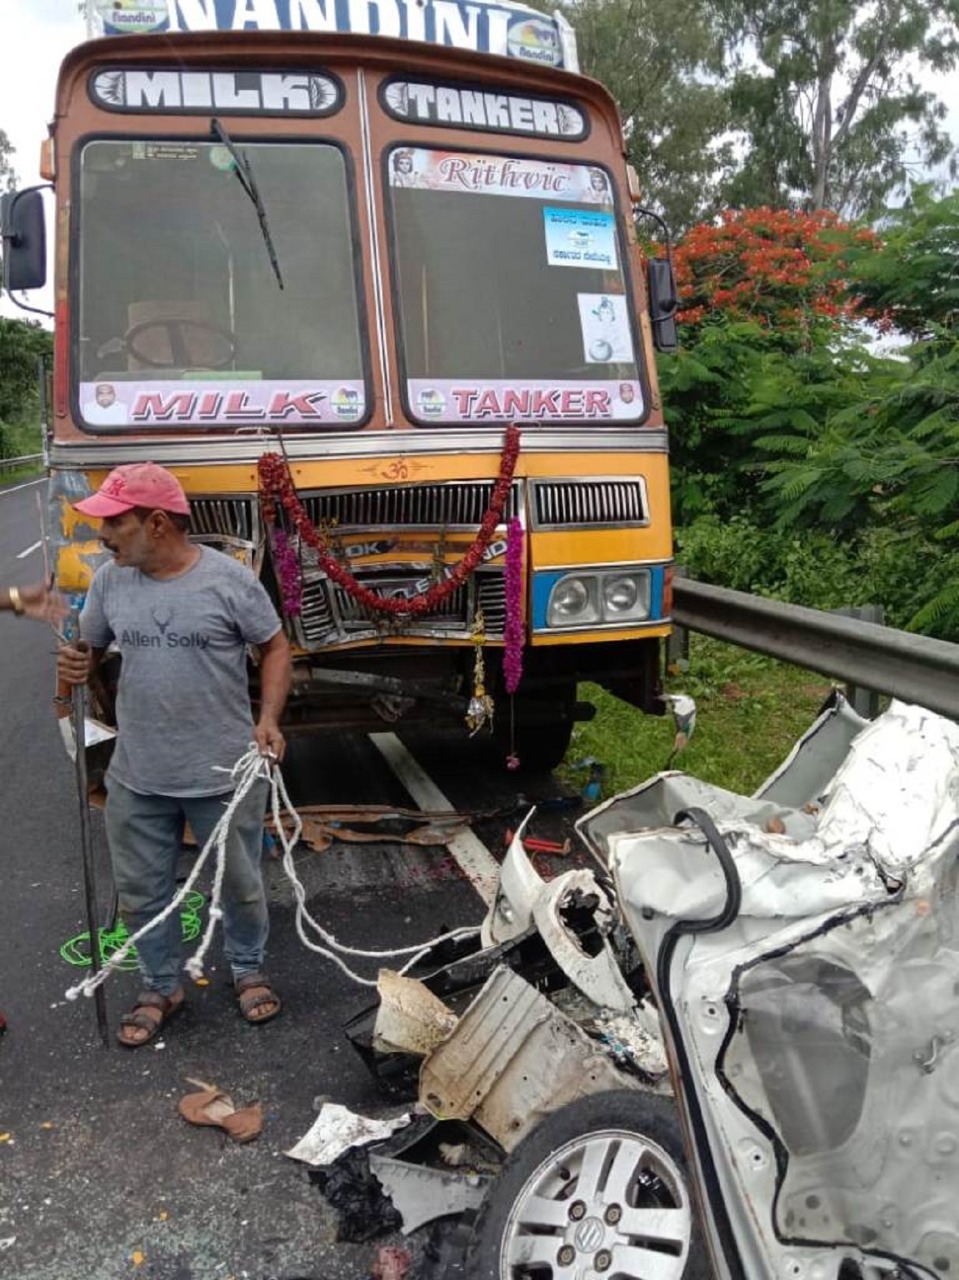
[16,540,41,560]
[369,731,500,906]
[0,477,45,497]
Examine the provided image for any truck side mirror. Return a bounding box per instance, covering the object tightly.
[647,257,678,353]
[1,188,47,293]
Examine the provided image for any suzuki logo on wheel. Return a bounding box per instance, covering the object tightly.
[573,1217,605,1251]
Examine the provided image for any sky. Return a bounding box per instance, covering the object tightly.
[2,0,958,320]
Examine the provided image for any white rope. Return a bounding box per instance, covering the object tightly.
[65,746,271,1001]
[267,762,479,987]
[67,746,481,999]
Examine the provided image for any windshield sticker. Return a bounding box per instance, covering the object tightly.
[91,0,569,68]
[578,294,633,364]
[89,68,343,117]
[129,142,201,162]
[408,379,643,422]
[79,380,365,428]
[544,207,618,269]
[381,80,587,140]
[389,150,614,203]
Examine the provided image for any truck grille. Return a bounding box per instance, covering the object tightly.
[188,489,512,650]
[189,497,258,541]
[302,481,522,531]
[295,568,506,648]
[530,478,648,529]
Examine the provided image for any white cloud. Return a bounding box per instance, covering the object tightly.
[1,2,87,190]
[1,2,86,318]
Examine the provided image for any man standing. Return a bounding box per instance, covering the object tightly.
[56,462,291,1047]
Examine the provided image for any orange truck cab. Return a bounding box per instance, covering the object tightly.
[1,0,676,772]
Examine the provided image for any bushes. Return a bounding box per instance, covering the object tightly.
[675,516,956,637]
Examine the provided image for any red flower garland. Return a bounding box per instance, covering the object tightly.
[503,517,524,693]
[258,425,521,617]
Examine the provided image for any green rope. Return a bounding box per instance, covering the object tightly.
[60,891,206,970]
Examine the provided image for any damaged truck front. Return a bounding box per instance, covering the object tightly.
[2,0,677,774]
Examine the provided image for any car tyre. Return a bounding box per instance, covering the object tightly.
[464,1089,710,1279]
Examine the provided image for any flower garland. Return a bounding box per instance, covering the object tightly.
[502,516,525,769]
[503,517,524,694]
[272,528,302,617]
[258,424,521,617]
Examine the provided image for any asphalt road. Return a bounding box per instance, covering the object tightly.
[0,476,586,1280]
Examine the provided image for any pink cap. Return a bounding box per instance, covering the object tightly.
[74,463,191,518]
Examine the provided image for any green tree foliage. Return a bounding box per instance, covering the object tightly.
[0,127,16,192]
[721,0,959,217]
[690,190,959,637]
[546,0,731,231]
[0,318,51,456]
[659,206,876,522]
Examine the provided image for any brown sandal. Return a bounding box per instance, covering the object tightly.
[117,988,185,1048]
[235,972,282,1025]
[178,1080,263,1144]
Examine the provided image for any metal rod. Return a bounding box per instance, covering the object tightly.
[71,665,110,1047]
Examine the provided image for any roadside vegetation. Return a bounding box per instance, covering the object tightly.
[0,316,49,465]
[562,639,833,799]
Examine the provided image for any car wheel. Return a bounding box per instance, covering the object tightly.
[464,1090,709,1279]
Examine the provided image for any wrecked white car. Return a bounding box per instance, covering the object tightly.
[343,693,958,1280]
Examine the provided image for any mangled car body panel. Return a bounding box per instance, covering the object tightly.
[581,699,959,1279]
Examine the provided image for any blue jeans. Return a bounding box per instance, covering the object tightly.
[105,778,270,997]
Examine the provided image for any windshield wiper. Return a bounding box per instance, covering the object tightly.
[211,117,284,290]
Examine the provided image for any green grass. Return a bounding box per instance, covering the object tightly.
[560,636,834,800]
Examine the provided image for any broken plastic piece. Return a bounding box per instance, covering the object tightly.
[369,1152,489,1234]
[286,1102,412,1167]
[482,824,636,1011]
[372,970,458,1057]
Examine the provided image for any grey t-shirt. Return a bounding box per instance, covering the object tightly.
[81,546,281,797]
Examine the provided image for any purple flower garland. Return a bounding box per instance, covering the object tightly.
[272,528,303,617]
[503,517,524,694]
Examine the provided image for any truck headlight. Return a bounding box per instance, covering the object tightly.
[547,575,600,626]
[602,571,650,621]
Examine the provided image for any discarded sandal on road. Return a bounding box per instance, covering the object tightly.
[178,1079,263,1144]
[117,988,185,1048]
[235,971,282,1025]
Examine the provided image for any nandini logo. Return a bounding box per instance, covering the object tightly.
[506,18,562,65]
[331,387,362,421]
[96,0,169,34]
[416,388,446,418]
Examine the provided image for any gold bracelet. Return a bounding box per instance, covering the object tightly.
[8,587,24,616]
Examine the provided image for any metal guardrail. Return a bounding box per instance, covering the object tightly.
[0,452,42,476]
[673,578,959,720]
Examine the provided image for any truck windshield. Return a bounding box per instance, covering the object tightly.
[76,139,367,430]
[388,146,645,426]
